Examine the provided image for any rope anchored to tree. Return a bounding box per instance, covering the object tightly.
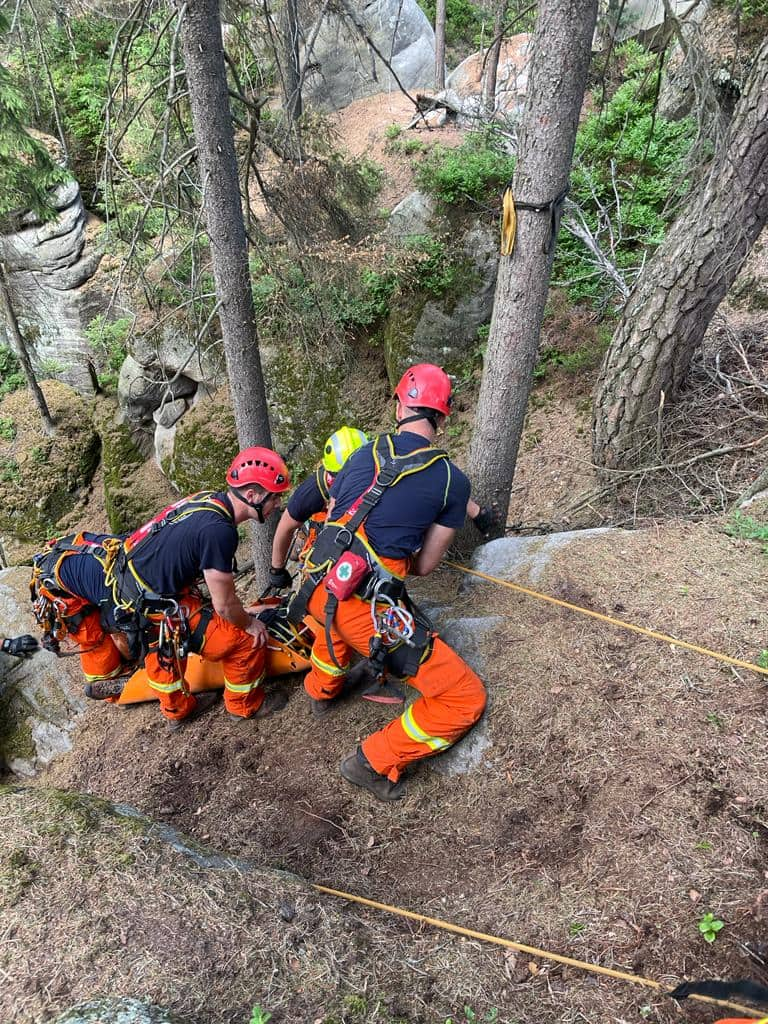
[501,183,569,256]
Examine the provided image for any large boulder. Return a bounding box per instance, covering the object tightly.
[301,0,435,111]
[442,33,531,122]
[161,387,238,493]
[0,568,85,777]
[0,176,109,396]
[0,381,100,553]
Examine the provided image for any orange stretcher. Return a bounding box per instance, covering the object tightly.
[115,605,314,705]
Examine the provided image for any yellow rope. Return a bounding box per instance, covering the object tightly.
[443,561,768,679]
[312,884,763,1018]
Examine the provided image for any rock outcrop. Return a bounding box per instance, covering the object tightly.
[0,178,108,395]
[0,568,85,777]
[302,0,435,111]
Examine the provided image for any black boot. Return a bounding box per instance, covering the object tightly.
[166,691,219,732]
[339,748,406,801]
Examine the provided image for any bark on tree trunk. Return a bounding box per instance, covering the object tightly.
[466,0,597,541]
[0,264,55,436]
[592,35,768,470]
[281,0,302,122]
[434,0,446,90]
[176,0,275,576]
[483,0,508,113]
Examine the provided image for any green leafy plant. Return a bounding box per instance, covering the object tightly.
[0,415,16,441]
[0,344,24,398]
[414,130,514,205]
[554,41,695,308]
[384,123,402,141]
[86,315,131,392]
[568,920,587,937]
[698,911,724,943]
[725,511,768,554]
[757,650,768,669]
[249,1006,271,1024]
[705,711,724,730]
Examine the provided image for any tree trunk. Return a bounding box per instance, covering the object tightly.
[592,35,768,470]
[281,0,302,122]
[434,0,446,90]
[466,0,597,539]
[0,264,55,436]
[483,0,508,113]
[176,0,275,577]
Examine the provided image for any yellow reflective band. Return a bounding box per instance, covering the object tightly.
[400,705,450,751]
[147,677,184,693]
[311,651,348,677]
[223,674,265,693]
[83,663,124,682]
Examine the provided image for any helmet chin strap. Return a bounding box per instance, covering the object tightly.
[397,411,439,430]
[231,487,267,523]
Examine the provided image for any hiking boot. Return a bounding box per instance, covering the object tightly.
[231,688,289,721]
[84,678,126,701]
[339,748,407,802]
[361,679,405,705]
[166,691,220,732]
[309,695,337,719]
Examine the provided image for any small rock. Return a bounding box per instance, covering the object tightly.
[279,901,296,922]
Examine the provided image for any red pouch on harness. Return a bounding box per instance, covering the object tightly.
[324,552,370,601]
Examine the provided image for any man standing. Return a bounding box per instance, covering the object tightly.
[292,364,487,800]
[109,446,291,729]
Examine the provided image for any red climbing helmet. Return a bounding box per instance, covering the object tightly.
[394,363,453,417]
[226,447,291,493]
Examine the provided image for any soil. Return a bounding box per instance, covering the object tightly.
[27,515,768,1024]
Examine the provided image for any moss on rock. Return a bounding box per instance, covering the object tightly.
[0,381,99,545]
[92,399,170,533]
[166,388,238,493]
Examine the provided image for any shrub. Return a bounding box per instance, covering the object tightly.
[0,345,24,399]
[86,315,131,392]
[554,41,695,308]
[414,131,514,205]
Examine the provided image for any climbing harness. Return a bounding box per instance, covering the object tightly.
[287,433,447,673]
[501,182,569,256]
[30,532,118,654]
[106,490,234,616]
[443,561,768,679]
[311,883,768,1020]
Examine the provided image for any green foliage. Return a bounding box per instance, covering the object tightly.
[716,0,768,19]
[86,315,131,392]
[417,0,484,47]
[47,18,113,151]
[405,235,464,297]
[0,416,16,441]
[0,345,24,399]
[698,911,724,943]
[758,650,768,669]
[384,123,402,141]
[554,41,695,308]
[725,511,768,554]
[414,130,515,205]
[0,14,68,228]
[249,1006,271,1024]
[444,1008,498,1024]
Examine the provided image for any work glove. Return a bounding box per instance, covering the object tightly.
[268,566,292,590]
[2,634,39,658]
[472,506,498,537]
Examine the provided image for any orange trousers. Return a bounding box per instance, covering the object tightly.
[305,585,487,782]
[145,596,266,721]
[63,603,124,683]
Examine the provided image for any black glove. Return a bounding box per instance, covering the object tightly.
[268,566,292,590]
[472,506,497,536]
[2,634,39,658]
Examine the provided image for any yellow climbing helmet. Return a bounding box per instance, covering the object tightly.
[322,425,368,473]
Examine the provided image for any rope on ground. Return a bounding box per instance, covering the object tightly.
[311,884,764,1018]
[443,561,768,680]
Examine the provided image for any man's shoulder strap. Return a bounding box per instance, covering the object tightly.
[315,466,331,503]
[123,490,233,556]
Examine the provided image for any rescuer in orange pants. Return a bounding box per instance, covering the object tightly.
[142,590,268,720]
[292,363,487,800]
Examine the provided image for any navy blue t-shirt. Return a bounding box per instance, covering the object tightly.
[58,535,114,607]
[329,432,470,558]
[287,471,332,522]
[128,492,239,595]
